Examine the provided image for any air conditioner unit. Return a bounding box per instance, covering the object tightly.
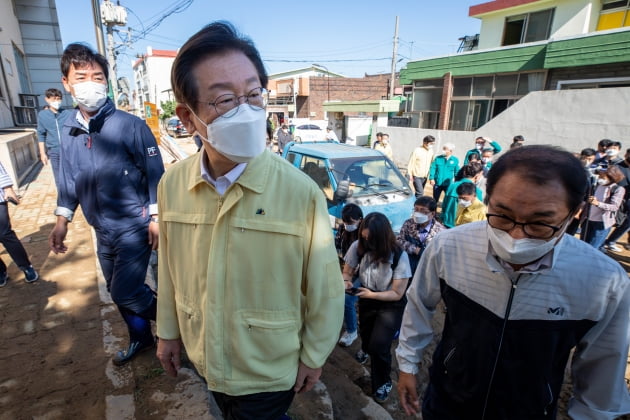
[310,112,317,117]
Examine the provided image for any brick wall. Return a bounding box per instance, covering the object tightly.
[305,74,394,120]
[439,72,453,130]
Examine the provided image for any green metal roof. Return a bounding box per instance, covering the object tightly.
[400,29,630,83]
[544,30,630,68]
[400,44,546,84]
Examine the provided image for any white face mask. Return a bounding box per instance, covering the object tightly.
[72,81,108,112]
[192,104,266,163]
[597,178,609,185]
[344,223,358,232]
[413,212,429,224]
[476,144,484,150]
[482,157,491,164]
[486,224,561,265]
[458,199,472,208]
[49,100,61,110]
[606,149,619,157]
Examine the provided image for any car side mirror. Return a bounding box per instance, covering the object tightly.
[335,180,352,200]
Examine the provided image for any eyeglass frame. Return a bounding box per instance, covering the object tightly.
[485,213,568,239]
[198,87,268,118]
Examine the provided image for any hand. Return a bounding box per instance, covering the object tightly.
[588,196,599,206]
[354,287,371,298]
[49,220,69,254]
[293,361,321,393]
[344,280,352,290]
[156,338,182,377]
[3,188,20,204]
[429,180,435,186]
[40,155,49,165]
[398,371,421,415]
[148,220,159,250]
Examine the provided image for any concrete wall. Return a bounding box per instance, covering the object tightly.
[382,87,630,169]
[477,0,596,50]
[0,130,39,187]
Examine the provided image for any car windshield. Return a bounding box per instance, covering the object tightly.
[328,156,410,196]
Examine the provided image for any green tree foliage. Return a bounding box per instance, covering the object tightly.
[160,100,176,121]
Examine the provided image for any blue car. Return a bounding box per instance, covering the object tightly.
[283,141,415,233]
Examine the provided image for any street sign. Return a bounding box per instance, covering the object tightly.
[144,102,161,145]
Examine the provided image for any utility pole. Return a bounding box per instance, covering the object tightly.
[389,16,399,99]
[91,0,107,56]
[100,0,127,104]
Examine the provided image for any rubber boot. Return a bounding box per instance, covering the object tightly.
[113,306,155,366]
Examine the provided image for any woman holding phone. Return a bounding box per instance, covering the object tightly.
[342,212,411,403]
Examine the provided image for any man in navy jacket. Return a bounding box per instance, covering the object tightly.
[49,43,164,365]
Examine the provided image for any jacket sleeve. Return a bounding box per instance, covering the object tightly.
[597,185,625,212]
[36,111,47,143]
[407,149,417,177]
[429,158,437,181]
[567,271,630,419]
[133,120,165,215]
[397,220,419,255]
[54,126,79,221]
[395,237,443,374]
[490,141,502,154]
[299,188,344,369]
[156,178,180,340]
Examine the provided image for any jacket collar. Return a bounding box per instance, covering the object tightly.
[187,149,271,195]
[65,98,116,133]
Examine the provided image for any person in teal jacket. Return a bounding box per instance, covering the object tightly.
[429,143,459,201]
[440,162,483,228]
[464,136,502,165]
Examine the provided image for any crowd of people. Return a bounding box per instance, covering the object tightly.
[1,18,628,420]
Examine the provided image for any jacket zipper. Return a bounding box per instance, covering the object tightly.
[481,273,522,420]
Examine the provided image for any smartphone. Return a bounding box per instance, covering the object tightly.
[345,287,360,296]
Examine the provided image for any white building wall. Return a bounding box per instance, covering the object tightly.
[477,0,597,50]
[0,3,25,128]
[382,87,630,169]
[146,56,174,108]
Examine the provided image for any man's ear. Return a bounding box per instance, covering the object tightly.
[61,76,71,94]
[176,103,198,135]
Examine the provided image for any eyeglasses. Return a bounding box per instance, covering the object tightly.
[486,213,566,239]
[202,87,268,118]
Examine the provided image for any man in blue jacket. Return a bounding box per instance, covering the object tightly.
[49,43,164,366]
[36,88,69,187]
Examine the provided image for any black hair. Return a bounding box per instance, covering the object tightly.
[456,182,477,196]
[171,21,268,108]
[461,162,483,179]
[486,145,588,213]
[45,88,62,98]
[414,196,437,212]
[609,141,622,149]
[580,148,596,157]
[341,203,363,223]
[423,135,435,144]
[357,212,399,264]
[598,139,613,149]
[513,135,525,143]
[61,43,109,80]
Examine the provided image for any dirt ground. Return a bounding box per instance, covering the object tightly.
[1,150,629,419]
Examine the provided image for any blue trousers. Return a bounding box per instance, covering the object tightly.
[343,278,361,333]
[47,149,60,188]
[96,227,155,319]
[581,220,610,251]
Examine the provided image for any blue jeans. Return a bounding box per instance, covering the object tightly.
[343,278,360,333]
[581,221,610,251]
[47,149,60,188]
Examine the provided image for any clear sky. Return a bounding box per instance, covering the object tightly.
[56,0,482,82]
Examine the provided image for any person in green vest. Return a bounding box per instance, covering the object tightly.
[440,162,483,228]
[428,143,459,202]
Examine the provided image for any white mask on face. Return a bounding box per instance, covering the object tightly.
[191,104,266,163]
[344,223,358,232]
[413,212,429,224]
[458,199,472,208]
[49,101,61,110]
[486,224,561,265]
[476,144,484,150]
[72,81,108,112]
[606,149,619,157]
[597,178,609,186]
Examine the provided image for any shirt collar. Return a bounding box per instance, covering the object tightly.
[199,148,247,195]
[75,110,89,130]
